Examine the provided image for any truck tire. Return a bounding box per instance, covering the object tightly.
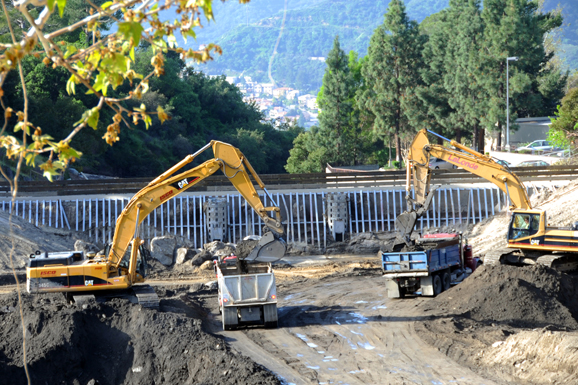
[263,303,278,328]
[222,306,238,331]
[433,274,443,296]
[442,272,451,291]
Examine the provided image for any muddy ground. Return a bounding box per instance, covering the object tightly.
[2,259,578,384]
[2,181,578,384]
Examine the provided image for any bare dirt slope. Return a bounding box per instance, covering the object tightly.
[0,210,77,273]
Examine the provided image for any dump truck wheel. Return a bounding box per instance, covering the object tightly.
[442,272,451,291]
[433,274,443,296]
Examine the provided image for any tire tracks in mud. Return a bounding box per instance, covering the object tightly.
[207,275,498,385]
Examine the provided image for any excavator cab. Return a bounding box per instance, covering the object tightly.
[508,213,540,240]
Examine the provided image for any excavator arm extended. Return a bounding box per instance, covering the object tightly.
[107,141,286,274]
[396,129,532,244]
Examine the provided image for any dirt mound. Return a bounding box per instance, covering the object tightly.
[0,211,77,273]
[422,264,578,329]
[0,290,280,385]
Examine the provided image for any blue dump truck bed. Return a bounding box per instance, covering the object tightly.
[382,243,462,276]
[381,240,464,298]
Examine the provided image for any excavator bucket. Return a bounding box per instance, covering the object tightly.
[395,210,418,241]
[244,232,287,263]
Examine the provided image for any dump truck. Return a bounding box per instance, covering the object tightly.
[215,236,282,330]
[382,233,479,298]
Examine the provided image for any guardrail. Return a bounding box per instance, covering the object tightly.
[0,164,576,197]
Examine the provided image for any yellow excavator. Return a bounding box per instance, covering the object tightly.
[397,128,578,270]
[26,141,287,306]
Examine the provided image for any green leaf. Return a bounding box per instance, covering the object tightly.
[56,0,67,17]
[87,107,100,130]
[101,1,113,9]
[130,46,135,62]
[66,75,76,95]
[47,0,56,12]
[167,34,177,49]
[25,153,37,167]
[118,22,144,47]
[64,45,77,59]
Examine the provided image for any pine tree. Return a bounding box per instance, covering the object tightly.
[316,36,359,167]
[358,0,425,161]
[480,0,564,150]
[444,0,487,149]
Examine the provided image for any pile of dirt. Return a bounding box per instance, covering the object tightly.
[0,290,280,385]
[0,210,77,273]
[422,264,578,329]
[414,264,578,384]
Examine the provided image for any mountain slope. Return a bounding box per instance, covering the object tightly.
[178,0,577,92]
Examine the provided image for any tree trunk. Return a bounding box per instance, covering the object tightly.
[479,128,485,153]
[473,124,479,152]
[395,132,401,162]
[455,127,462,144]
[496,125,502,150]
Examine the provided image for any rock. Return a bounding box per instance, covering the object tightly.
[150,235,177,266]
[200,260,214,271]
[175,248,196,264]
[191,249,213,266]
[204,280,217,289]
[203,241,236,257]
[74,240,100,254]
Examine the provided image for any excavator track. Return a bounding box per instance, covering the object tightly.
[535,255,578,272]
[132,285,160,308]
[482,248,513,266]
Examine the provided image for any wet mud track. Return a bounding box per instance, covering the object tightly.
[202,274,497,385]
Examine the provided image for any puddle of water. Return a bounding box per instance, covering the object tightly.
[348,370,365,374]
[351,330,364,336]
[324,356,333,359]
[307,342,318,348]
[328,368,337,371]
[331,358,339,361]
[357,341,375,350]
[372,305,387,310]
[317,351,325,354]
[297,353,303,357]
[306,365,320,370]
[334,331,358,350]
[284,294,295,301]
[355,300,368,304]
[348,312,368,324]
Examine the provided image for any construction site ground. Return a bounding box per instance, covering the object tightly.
[2,180,578,384]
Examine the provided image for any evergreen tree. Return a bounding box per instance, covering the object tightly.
[443,0,486,149]
[480,0,564,149]
[316,36,359,166]
[357,0,425,161]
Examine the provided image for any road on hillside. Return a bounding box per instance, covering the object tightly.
[201,273,497,385]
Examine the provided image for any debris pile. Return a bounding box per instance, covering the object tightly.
[0,290,280,385]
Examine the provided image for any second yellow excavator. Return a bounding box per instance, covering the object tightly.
[26,141,287,306]
[397,129,578,270]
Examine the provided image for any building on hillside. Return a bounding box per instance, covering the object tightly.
[262,83,274,95]
[298,94,315,107]
[306,98,318,110]
[244,76,252,83]
[254,84,263,94]
[225,76,236,84]
[286,90,300,100]
[273,87,293,98]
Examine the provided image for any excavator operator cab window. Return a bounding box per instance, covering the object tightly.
[510,213,540,240]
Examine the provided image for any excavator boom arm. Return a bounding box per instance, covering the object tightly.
[409,129,532,210]
[107,141,285,267]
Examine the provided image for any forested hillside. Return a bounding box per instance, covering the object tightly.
[181,0,577,92]
[1,49,300,178]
